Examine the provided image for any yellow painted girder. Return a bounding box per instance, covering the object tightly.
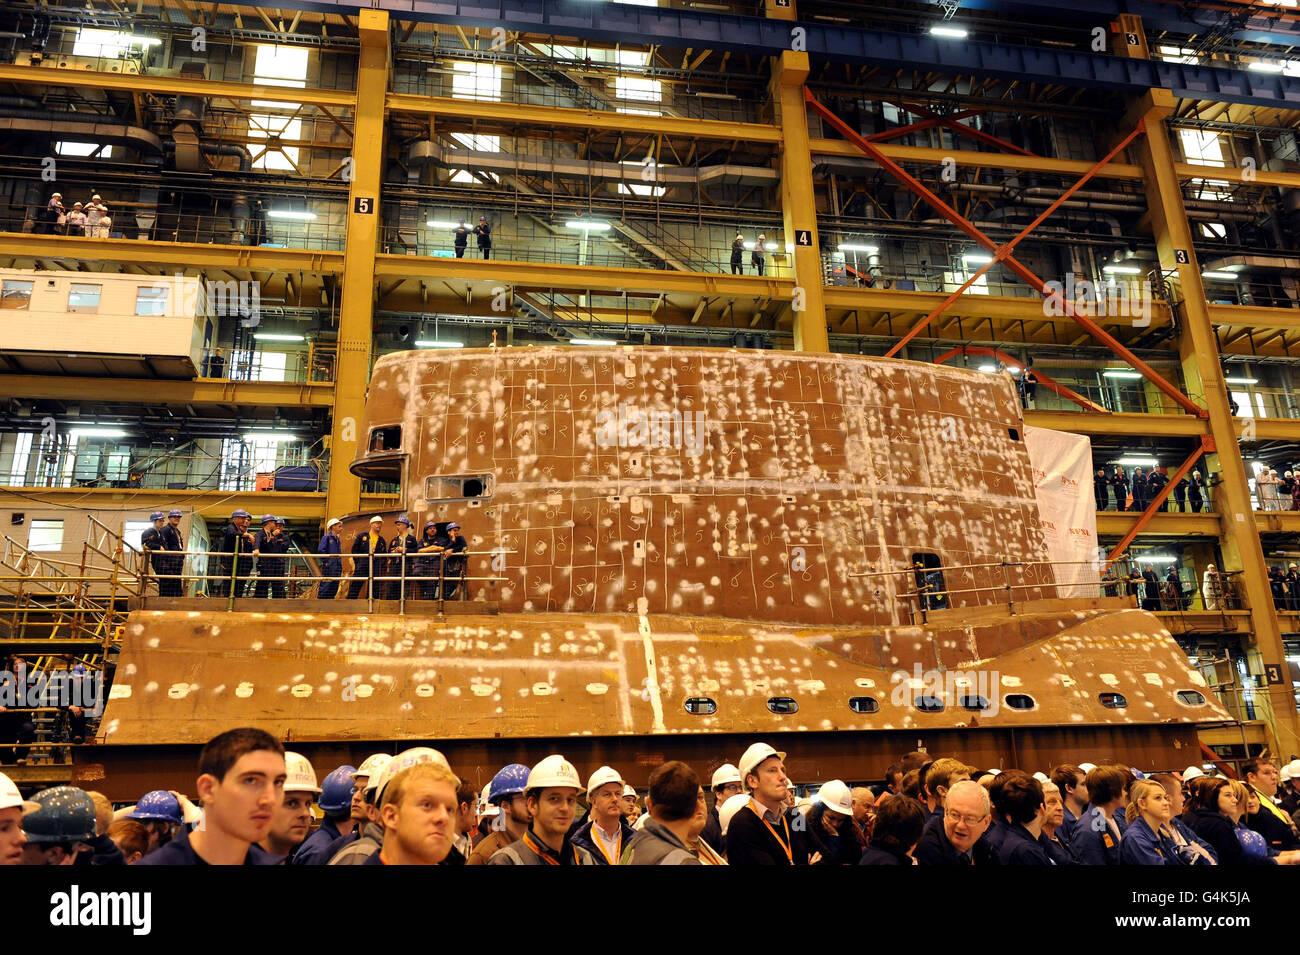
[0,64,355,107]
[0,234,344,273]
[0,487,393,522]
[0,375,335,407]
[1208,304,1300,331]
[809,138,1145,181]
[1024,410,1206,437]
[1095,511,1221,535]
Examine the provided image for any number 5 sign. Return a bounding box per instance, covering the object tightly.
[353,196,375,215]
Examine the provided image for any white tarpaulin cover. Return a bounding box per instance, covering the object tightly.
[1023,425,1098,597]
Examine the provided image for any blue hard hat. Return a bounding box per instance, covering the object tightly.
[260,514,276,525]
[231,509,251,519]
[22,786,97,844]
[167,509,182,518]
[395,514,411,526]
[318,764,358,813]
[128,790,183,825]
[149,511,165,521]
[275,516,286,525]
[447,522,461,530]
[424,519,437,530]
[488,763,531,803]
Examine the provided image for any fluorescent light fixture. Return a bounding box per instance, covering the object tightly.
[426,220,462,229]
[252,333,305,342]
[71,428,128,438]
[930,25,968,38]
[1102,264,1143,275]
[1117,456,1158,466]
[1224,264,1246,272]
[569,337,618,346]
[415,340,464,348]
[694,92,739,101]
[962,253,994,265]
[978,363,997,373]
[242,432,299,442]
[565,219,611,231]
[267,210,316,221]
[1201,271,1239,281]
[1102,369,1143,379]
[1225,376,1258,385]
[1248,61,1286,72]
[1134,554,1177,562]
[838,243,880,254]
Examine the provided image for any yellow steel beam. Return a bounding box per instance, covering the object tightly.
[823,285,1173,325]
[0,487,393,522]
[0,375,335,407]
[0,64,355,108]
[1176,161,1299,189]
[1243,417,1300,442]
[771,51,826,352]
[809,138,1145,181]
[373,253,792,298]
[1024,410,1207,437]
[1095,511,1221,535]
[1208,304,1300,331]
[386,92,782,143]
[326,9,388,523]
[0,233,344,274]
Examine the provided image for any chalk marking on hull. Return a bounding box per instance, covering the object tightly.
[638,598,667,734]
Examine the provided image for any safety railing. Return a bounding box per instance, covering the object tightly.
[197,349,328,384]
[14,206,347,250]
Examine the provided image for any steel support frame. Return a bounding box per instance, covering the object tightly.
[931,346,1107,414]
[804,89,1206,420]
[883,101,1036,157]
[1103,436,1211,569]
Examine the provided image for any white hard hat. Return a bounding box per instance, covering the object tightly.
[1183,765,1206,782]
[369,515,384,524]
[1285,760,1300,781]
[327,518,342,528]
[816,779,854,817]
[1033,772,1050,784]
[0,772,37,813]
[633,812,649,830]
[1078,762,1097,773]
[284,752,322,794]
[354,753,392,782]
[526,755,581,791]
[718,792,751,837]
[622,783,636,798]
[986,768,1002,777]
[738,742,786,781]
[711,764,743,789]
[371,747,449,803]
[586,766,623,796]
[1282,764,1293,784]
[479,782,500,817]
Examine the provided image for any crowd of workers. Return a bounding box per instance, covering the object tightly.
[137,510,469,600]
[5,730,1300,866]
[1093,465,1206,512]
[37,192,114,237]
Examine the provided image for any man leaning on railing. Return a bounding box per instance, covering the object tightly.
[212,509,256,598]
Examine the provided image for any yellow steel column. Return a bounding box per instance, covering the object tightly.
[1127,88,1300,747]
[325,9,389,523]
[764,0,827,352]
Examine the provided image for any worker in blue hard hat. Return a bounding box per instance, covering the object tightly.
[253,514,288,600]
[140,511,169,596]
[414,519,445,600]
[467,763,531,864]
[442,522,468,599]
[213,508,256,598]
[159,508,186,596]
[292,763,357,866]
[124,789,186,854]
[20,785,97,865]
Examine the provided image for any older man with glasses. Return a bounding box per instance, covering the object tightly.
[914,779,990,865]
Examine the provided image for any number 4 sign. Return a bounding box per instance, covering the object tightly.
[794,229,813,246]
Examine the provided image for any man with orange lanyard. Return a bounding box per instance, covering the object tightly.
[572,765,636,865]
[725,742,810,865]
[487,755,596,865]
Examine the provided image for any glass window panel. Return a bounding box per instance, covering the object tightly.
[28,519,64,552]
[1,280,34,309]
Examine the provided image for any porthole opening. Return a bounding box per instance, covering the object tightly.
[1099,692,1128,709]
[959,695,991,711]
[684,697,716,715]
[1176,690,1207,706]
[849,696,879,714]
[915,696,945,713]
[767,697,798,715]
[1005,693,1036,710]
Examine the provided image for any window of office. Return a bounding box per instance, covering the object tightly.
[252,44,308,107]
[123,520,154,551]
[68,283,102,313]
[135,286,168,316]
[1,280,33,309]
[56,141,109,158]
[7,432,33,485]
[28,519,65,552]
[614,50,661,115]
[218,436,300,490]
[72,27,133,57]
[230,350,288,382]
[248,113,303,172]
[449,62,503,183]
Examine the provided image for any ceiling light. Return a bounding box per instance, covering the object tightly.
[1201,271,1239,281]
[415,340,464,348]
[569,337,618,346]
[1225,376,1258,385]
[930,25,968,38]
[838,244,879,254]
[426,220,462,229]
[252,333,305,342]
[1117,456,1158,466]
[267,210,316,220]
[1102,369,1143,379]
[1133,554,1177,562]
[978,363,997,373]
[71,428,127,438]
[565,220,611,231]
[1248,61,1286,72]
[962,253,994,265]
[1102,264,1143,275]
[243,432,299,442]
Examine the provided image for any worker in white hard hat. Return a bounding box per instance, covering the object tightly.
[726,742,809,864]
[487,755,595,865]
[571,765,636,865]
[317,518,344,600]
[346,515,388,600]
[1280,759,1300,816]
[0,770,37,864]
[700,763,742,851]
[621,782,642,826]
[804,779,861,865]
[260,751,321,862]
[367,761,461,865]
[325,753,392,865]
[339,748,451,865]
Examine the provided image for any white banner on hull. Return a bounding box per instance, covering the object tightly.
[1024,425,1099,598]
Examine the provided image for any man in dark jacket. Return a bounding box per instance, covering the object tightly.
[253,514,288,599]
[996,775,1053,865]
[346,516,388,600]
[159,509,186,596]
[1071,765,1127,865]
[914,779,988,865]
[622,761,707,865]
[140,511,169,595]
[725,742,808,864]
[1244,758,1300,851]
[453,220,470,257]
[214,508,256,597]
[317,518,343,600]
[859,792,926,865]
[729,233,744,275]
[700,763,742,852]
[1148,467,1169,510]
[1111,466,1129,511]
[804,780,861,865]
[1131,466,1147,512]
[1094,468,1110,510]
[1287,564,1300,613]
[442,522,468,599]
[1173,474,1188,512]
[416,521,453,599]
[1141,564,1161,611]
[474,216,492,259]
[386,515,418,600]
[1189,470,1205,512]
[572,765,636,865]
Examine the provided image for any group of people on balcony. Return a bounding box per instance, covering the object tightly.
[1093,465,1207,513]
[38,191,112,237]
[1100,562,1235,612]
[451,218,492,259]
[730,233,768,275]
[1252,467,1300,511]
[322,513,468,601]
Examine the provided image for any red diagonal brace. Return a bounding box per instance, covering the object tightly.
[931,346,1108,414]
[891,101,1036,157]
[885,124,1144,357]
[1103,435,1209,571]
[865,108,984,144]
[804,88,1208,421]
